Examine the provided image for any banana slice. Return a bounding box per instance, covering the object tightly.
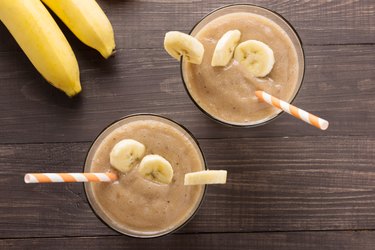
[138,155,174,184]
[164,31,204,64]
[184,170,227,185]
[234,40,275,77]
[211,30,241,67]
[110,139,146,173]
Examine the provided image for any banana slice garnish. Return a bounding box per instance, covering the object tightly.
[138,154,174,184]
[110,139,146,173]
[184,170,227,185]
[164,31,204,64]
[234,40,275,77]
[211,30,241,67]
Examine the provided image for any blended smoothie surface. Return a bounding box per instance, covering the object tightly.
[183,12,301,125]
[87,118,205,235]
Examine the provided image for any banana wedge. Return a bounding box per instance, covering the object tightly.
[0,0,81,97]
[164,31,204,64]
[184,170,227,185]
[234,40,275,77]
[42,0,115,59]
[138,155,174,184]
[211,30,241,67]
[110,139,146,173]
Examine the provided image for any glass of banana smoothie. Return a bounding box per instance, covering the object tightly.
[181,4,305,127]
[84,114,206,238]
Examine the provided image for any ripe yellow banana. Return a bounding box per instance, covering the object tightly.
[0,0,81,97]
[42,0,115,59]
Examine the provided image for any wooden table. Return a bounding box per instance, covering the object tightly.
[0,0,374,249]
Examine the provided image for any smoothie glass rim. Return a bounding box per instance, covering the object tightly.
[83,113,208,238]
[180,3,306,128]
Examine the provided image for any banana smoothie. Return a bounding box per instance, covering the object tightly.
[181,5,304,126]
[84,115,206,237]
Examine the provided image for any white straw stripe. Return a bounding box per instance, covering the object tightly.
[70,173,88,182]
[262,92,272,104]
[24,174,38,183]
[97,174,111,182]
[319,118,329,130]
[280,100,290,113]
[45,173,64,182]
[298,109,311,124]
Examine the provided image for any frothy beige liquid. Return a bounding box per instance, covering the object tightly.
[183,12,300,124]
[89,119,204,235]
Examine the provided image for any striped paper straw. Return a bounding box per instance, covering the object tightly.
[24,173,118,184]
[255,91,329,130]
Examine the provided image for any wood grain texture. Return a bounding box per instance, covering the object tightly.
[2,231,375,250]
[1,137,374,238]
[0,45,374,143]
[0,0,373,53]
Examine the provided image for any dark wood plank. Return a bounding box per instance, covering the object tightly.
[0,45,373,143]
[0,0,373,53]
[2,231,375,250]
[103,0,375,47]
[1,136,374,238]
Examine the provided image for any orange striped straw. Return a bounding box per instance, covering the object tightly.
[24,173,118,184]
[255,91,329,130]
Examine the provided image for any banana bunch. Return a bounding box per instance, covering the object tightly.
[0,0,115,97]
[164,30,275,77]
[110,139,227,186]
